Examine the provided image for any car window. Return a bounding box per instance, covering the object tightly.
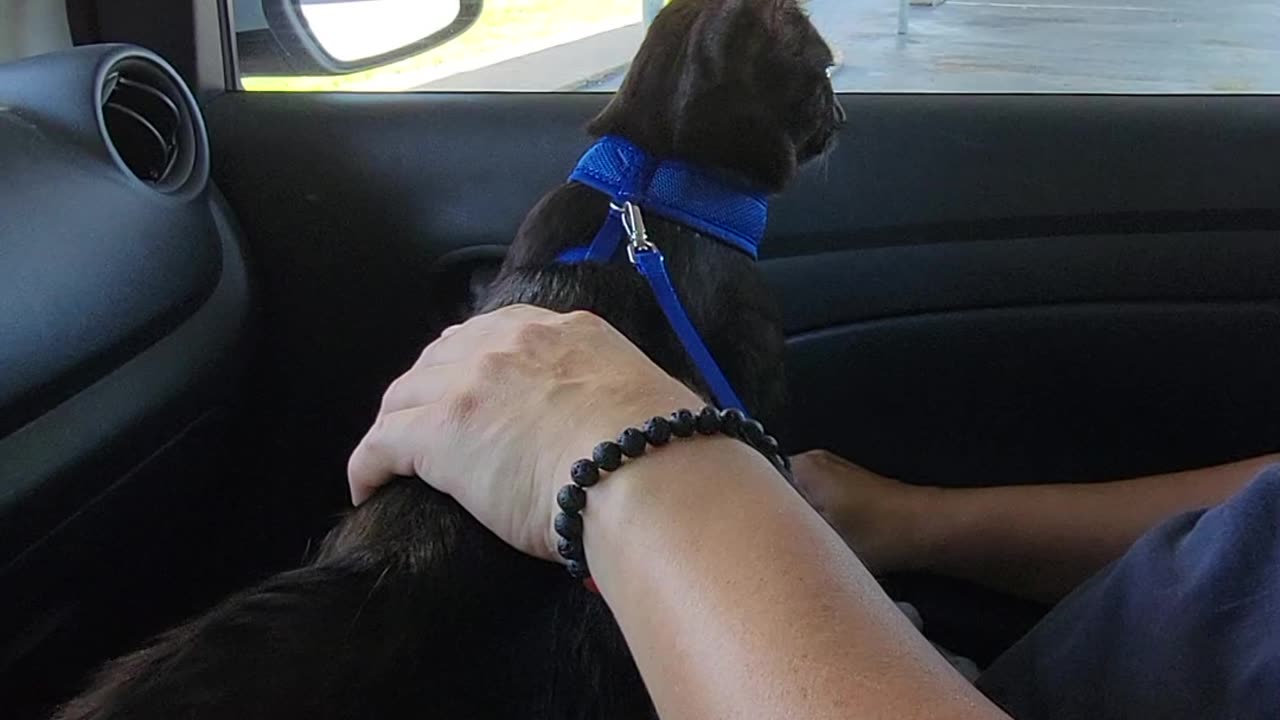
[0,0,73,63]
[232,0,1280,93]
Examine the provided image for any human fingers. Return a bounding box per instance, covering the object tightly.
[347,407,430,505]
[349,363,475,505]
[413,305,562,369]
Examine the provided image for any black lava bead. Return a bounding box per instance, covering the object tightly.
[618,427,647,458]
[696,406,721,435]
[554,511,583,540]
[643,416,672,446]
[571,458,600,487]
[670,409,696,437]
[557,484,587,513]
[718,407,746,436]
[742,418,766,447]
[592,441,623,471]
[759,434,780,456]
[557,537,584,561]
[566,559,590,579]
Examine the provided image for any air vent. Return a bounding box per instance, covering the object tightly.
[98,56,206,196]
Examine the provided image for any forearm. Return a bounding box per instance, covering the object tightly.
[917,453,1280,602]
[587,437,1007,720]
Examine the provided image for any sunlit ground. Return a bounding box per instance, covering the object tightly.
[242,0,642,91]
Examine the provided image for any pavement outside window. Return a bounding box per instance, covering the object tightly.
[808,0,1280,93]
[240,0,1280,93]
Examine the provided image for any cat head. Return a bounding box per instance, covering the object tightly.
[589,0,844,193]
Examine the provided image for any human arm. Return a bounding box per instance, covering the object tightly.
[348,306,1009,720]
[793,449,1280,603]
[588,436,1000,720]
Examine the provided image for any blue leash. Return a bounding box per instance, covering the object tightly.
[555,136,769,412]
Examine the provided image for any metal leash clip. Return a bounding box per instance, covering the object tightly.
[620,200,657,264]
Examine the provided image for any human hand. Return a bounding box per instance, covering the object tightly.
[347,305,701,562]
[791,450,935,576]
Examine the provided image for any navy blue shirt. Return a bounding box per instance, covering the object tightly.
[978,464,1280,719]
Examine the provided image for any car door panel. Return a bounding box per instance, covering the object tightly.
[204,92,1280,471]
[784,298,1280,657]
[202,90,1280,662]
[785,303,1280,484]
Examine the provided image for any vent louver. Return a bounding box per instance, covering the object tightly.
[97,54,205,197]
[102,69,181,184]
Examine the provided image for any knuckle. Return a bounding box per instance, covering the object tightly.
[378,378,404,412]
[514,319,554,346]
[446,390,482,427]
[564,309,604,330]
[346,442,365,478]
[363,414,393,450]
[549,353,580,381]
[478,350,516,375]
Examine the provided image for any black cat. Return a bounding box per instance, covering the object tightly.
[54,1,843,718]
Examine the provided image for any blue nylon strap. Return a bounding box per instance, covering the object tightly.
[555,246,592,263]
[581,206,627,263]
[567,136,767,259]
[633,248,745,411]
[555,135,766,412]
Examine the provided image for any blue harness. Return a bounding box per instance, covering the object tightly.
[555,135,769,412]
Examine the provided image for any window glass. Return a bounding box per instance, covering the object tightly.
[233,0,1280,93]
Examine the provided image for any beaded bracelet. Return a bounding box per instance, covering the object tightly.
[553,405,791,583]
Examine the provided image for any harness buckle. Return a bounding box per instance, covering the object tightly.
[621,201,657,265]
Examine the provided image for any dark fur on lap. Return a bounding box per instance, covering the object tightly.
[54,1,841,717]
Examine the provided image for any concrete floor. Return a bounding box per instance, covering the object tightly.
[422,0,1280,93]
[816,0,1280,92]
[576,0,1280,93]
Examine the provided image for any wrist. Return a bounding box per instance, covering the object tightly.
[901,485,982,575]
[544,383,703,559]
[880,483,953,574]
[574,432,778,588]
[559,384,704,474]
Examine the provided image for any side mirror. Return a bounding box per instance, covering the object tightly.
[260,0,483,74]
